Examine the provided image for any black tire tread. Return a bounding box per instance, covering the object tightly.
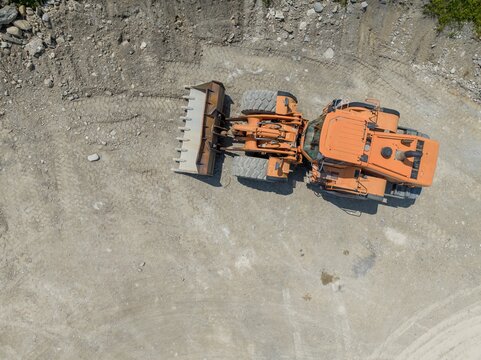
[232,156,268,181]
[241,90,277,115]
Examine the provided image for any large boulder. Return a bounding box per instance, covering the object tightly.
[0,5,18,25]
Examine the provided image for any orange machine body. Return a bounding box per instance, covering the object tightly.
[176,81,439,202]
[227,95,308,180]
[302,103,439,200]
[227,97,439,199]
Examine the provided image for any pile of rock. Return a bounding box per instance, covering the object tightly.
[0,2,57,57]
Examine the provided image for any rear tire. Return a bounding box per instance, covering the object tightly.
[385,183,422,200]
[240,90,277,115]
[232,156,269,181]
[397,127,430,139]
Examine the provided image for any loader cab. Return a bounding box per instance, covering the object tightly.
[302,114,326,161]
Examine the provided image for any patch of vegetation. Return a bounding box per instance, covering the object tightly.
[261,0,272,7]
[334,0,348,7]
[424,0,481,37]
[11,0,40,7]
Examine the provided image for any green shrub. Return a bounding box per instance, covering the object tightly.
[11,0,40,7]
[424,0,481,37]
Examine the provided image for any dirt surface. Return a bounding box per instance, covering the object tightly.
[1,0,481,359]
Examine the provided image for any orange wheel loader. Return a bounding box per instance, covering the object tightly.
[172,81,439,203]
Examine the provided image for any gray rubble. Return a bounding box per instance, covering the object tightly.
[0,5,18,25]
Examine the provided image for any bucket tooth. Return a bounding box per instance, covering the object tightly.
[183,95,195,100]
[181,106,194,111]
[173,158,187,163]
[178,127,191,131]
[179,116,192,121]
[176,137,190,141]
[175,148,188,152]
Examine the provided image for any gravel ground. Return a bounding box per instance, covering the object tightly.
[0,0,480,359]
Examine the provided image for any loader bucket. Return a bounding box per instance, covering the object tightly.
[172,81,225,176]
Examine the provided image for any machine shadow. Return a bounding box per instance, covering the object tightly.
[307,185,418,215]
[237,166,307,195]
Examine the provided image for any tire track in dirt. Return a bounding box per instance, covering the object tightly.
[370,286,481,359]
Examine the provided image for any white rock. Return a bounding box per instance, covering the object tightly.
[87,153,100,162]
[323,47,335,59]
[361,1,368,9]
[274,10,284,20]
[6,26,22,38]
[299,21,307,31]
[25,37,45,57]
[140,41,147,50]
[450,68,456,74]
[44,78,54,88]
[307,9,316,16]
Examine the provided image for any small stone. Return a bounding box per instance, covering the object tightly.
[307,9,316,16]
[25,61,34,70]
[26,7,34,16]
[13,20,32,31]
[18,5,26,17]
[48,52,55,59]
[44,78,54,88]
[361,1,368,10]
[140,41,147,50]
[450,68,455,74]
[0,41,9,49]
[42,13,50,23]
[314,2,324,13]
[332,5,339,13]
[87,153,100,162]
[6,26,22,38]
[299,21,307,31]
[274,10,284,21]
[283,25,294,34]
[0,5,18,25]
[323,47,335,59]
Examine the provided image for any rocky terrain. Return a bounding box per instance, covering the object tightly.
[0,0,480,359]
